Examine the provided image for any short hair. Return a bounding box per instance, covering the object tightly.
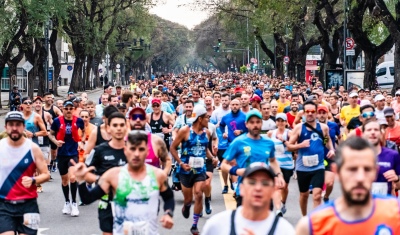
[260,102,270,108]
[360,104,375,113]
[335,137,376,171]
[108,95,117,102]
[291,93,299,98]
[184,100,194,106]
[79,109,89,116]
[153,90,161,96]
[121,91,133,103]
[192,89,200,94]
[86,100,95,106]
[126,130,148,146]
[213,92,221,98]
[103,105,118,118]
[221,93,230,99]
[107,112,126,126]
[303,100,318,110]
[361,119,379,132]
[43,92,52,97]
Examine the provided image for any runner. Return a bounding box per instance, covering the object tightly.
[221,110,285,207]
[21,97,47,145]
[86,100,103,126]
[96,93,110,118]
[0,111,50,235]
[203,163,295,235]
[49,100,85,217]
[76,130,175,235]
[260,102,276,138]
[170,105,213,235]
[147,98,175,150]
[296,137,400,234]
[78,110,95,163]
[286,100,335,216]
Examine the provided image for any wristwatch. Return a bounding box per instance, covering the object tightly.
[165,210,173,218]
[395,176,400,183]
[31,177,36,185]
[275,172,282,177]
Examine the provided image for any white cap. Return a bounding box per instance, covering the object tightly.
[374,94,385,102]
[349,92,359,98]
[396,90,400,95]
[360,100,371,107]
[189,105,208,123]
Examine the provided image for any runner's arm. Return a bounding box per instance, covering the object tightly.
[78,171,112,205]
[32,143,50,184]
[295,216,311,235]
[48,130,59,145]
[35,114,47,136]
[84,127,97,155]
[54,106,62,116]
[170,127,188,164]
[285,124,305,151]
[157,170,175,214]
[155,135,172,175]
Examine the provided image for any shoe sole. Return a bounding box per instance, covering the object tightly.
[182,206,190,219]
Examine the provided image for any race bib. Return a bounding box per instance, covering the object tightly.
[38,136,43,145]
[188,157,205,168]
[371,182,388,195]
[302,154,319,167]
[155,133,165,140]
[275,145,284,155]
[23,213,40,230]
[123,221,149,235]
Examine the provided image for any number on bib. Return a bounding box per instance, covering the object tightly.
[38,136,44,145]
[275,145,284,155]
[188,157,205,168]
[23,213,40,230]
[371,182,388,195]
[302,154,319,167]
[123,221,149,235]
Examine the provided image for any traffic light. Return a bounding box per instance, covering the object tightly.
[218,38,221,46]
[262,59,266,66]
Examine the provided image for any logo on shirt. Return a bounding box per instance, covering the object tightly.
[311,133,320,141]
[104,155,115,161]
[378,162,391,168]
[65,123,72,134]
[374,225,393,235]
[24,158,29,164]
[243,146,251,157]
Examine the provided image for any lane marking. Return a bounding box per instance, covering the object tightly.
[218,170,237,210]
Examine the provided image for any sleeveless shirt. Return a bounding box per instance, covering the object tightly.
[296,123,325,171]
[113,164,160,235]
[25,112,38,144]
[271,129,294,169]
[0,138,37,200]
[95,125,108,146]
[43,105,57,120]
[145,133,160,168]
[150,111,170,145]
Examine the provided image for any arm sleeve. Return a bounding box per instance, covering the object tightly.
[78,183,105,204]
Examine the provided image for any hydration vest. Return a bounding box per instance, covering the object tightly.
[56,116,81,142]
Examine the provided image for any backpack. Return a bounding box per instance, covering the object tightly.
[56,116,81,142]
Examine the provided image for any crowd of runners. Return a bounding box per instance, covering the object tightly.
[1,72,400,235]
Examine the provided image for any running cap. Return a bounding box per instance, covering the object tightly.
[374,94,385,102]
[384,107,395,117]
[349,92,359,98]
[276,113,287,121]
[5,111,25,123]
[243,162,276,179]
[63,100,74,107]
[189,105,207,123]
[151,99,161,105]
[317,105,329,113]
[129,107,146,119]
[245,109,262,122]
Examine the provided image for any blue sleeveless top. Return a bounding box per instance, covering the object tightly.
[271,129,294,170]
[25,113,38,144]
[178,127,209,174]
[296,123,325,171]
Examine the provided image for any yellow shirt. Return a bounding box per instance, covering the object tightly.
[340,105,360,125]
[130,83,137,91]
[277,99,291,113]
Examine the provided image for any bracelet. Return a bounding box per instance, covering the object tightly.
[395,176,400,183]
[275,172,282,177]
[31,177,36,185]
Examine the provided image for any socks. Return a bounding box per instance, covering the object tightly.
[205,196,211,202]
[70,182,77,203]
[62,184,70,202]
[192,213,201,227]
[47,164,52,171]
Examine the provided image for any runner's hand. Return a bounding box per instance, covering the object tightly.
[241,228,256,235]
[326,149,335,159]
[70,159,95,182]
[181,163,191,172]
[300,139,310,148]
[25,131,33,138]
[55,140,65,147]
[233,130,241,136]
[212,157,218,167]
[160,214,174,229]
[21,176,34,188]
[275,175,285,189]
[383,169,398,182]
[223,133,228,139]
[162,127,169,134]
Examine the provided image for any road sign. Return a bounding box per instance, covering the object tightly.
[346,49,355,56]
[22,61,33,72]
[48,69,53,81]
[116,69,121,73]
[284,56,290,64]
[67,65,73,71]
[250,58,258,63]
[345,38,355,50]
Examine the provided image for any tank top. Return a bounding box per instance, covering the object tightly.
[0,138,37,200]
[25,112,38,144]
[39,111,50,146]
[271,129,294,169]
[145,133,160,168]
[179,127,209,175]
[113,164,160,235]
[43,105,57,120]
[309,195,400,235]
[95,125,108,146]
[296,123,325,172]
[150,111,170,144]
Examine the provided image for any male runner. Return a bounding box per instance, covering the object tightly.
[86,100,103,126]
[203,163,295,235]
[0,111,50,235]
[170,105,213,235]
[49,100,85,216]
[96,93,109,118]
[147,99,175,150]
[75,130,174,235]
[286,101,335,216]
[221,110,285,207]
[43,93,62,170]
[260,102,277,137]
[296,137,400,234]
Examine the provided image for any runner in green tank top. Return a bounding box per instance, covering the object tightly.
[74,130,175,235]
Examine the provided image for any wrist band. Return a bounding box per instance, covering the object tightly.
[229,166,239,176]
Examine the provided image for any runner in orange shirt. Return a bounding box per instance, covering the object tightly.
[78,110,95,162]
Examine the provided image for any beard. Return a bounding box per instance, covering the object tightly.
[291,107,298,112]
[130,123,145,131]
[342,184,370,206]
[9,132,23,141]
[249,128,260,137]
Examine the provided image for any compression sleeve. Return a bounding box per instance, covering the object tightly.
[160,186,175,214]
[78,182,105,204]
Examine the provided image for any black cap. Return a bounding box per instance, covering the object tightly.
[384,107,395,117]
[63,100,74,107]
[117,103,127,109]
[73,97,81,103]
[104,84,111,90]
[21,97,30,103]
[243,162,276,179]
[5,111,25,123]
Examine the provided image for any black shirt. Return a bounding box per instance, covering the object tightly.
[86,142,126,176]
[90,117,103,127]
[347,116,362,131]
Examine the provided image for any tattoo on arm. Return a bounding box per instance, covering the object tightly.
[158,140,168,163]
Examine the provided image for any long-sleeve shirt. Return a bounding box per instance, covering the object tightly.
[219,111,247,143]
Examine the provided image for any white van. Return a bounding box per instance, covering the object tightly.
[376,61,395,89]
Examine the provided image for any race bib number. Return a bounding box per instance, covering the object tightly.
[302,154,319,167]
[38,136,43,145]
[23,213,40,230]
[275,145,284,155]
[155,133,165,140]
[123,221,149,235]
[371,182,388,195]
[188,157,205,168]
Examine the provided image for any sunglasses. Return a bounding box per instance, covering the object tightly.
[362,112,375,119]
[64,107,74,111]
[23,101,32,105]
[152,104,160,107]
[305,110,316,114]
[80,116,89,118]
[396,95,400,97]
[130,114,146,121]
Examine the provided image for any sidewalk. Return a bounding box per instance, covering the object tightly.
[0,86,102,116]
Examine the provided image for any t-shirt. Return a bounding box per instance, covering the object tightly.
[277,99,291,113]
[86,142,127,176]
[375,108,385,124]
[173,114,192,129]
[385,122,400,146]
[261,118,276,138]
[202,206,295,235]
[51,117,85,157]
[90,117,103,127]
[340,105,360,125]
[375,147,400,195]
[346,116,362,131]
[223,134,275,195]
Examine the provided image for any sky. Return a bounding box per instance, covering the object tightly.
[150,0,209,29]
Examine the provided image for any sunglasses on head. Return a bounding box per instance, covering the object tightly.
[130,114,146,121]
[362,112,375,119]
[23,101,32,105]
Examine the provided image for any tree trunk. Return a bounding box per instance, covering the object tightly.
[69,41,85,92]
[85,55,93,90]
[363,51,379,89]
[37,39,47,97]
[50,19,61,96]
[392,39,400,95]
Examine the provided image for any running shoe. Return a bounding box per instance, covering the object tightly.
[182,204,191,219]
[281,203,287,214]
[190,226,200,235]
[70,202,79,217]
[205,197,212,214]
[222,185,228,194]
[323,197,329,204]
[62,202,71,214]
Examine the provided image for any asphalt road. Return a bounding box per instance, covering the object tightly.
[0,89,342,235]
